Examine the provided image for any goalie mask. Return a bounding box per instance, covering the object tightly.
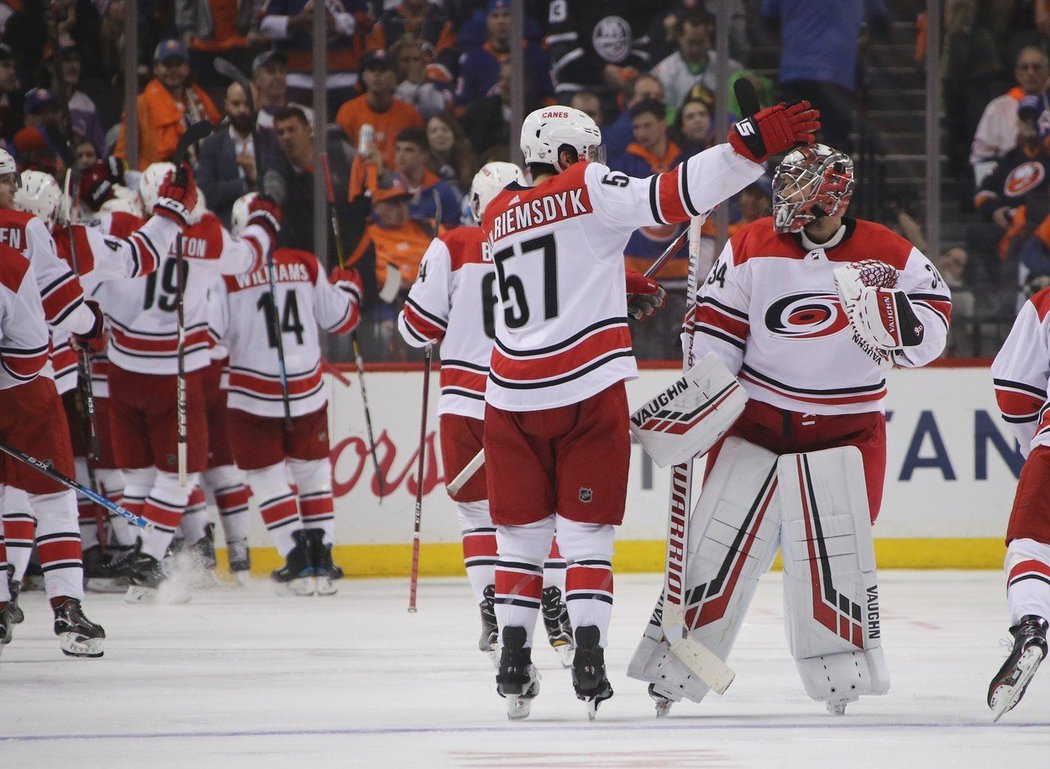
[772,144,854,234]
[520,106,605,169]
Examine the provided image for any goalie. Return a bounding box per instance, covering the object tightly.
[628,144,952,715]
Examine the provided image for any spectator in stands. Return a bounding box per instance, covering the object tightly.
[570,91,604,126]
[603,73,665,165]
[54,45,105,155]
[651,8,742,120]
[197,82,280,228]
[673,86,715,157]
[391,36,450,120]
[176,0,261,95]
[544,0,655,101]
[336,51,424,168]
[762,0,889,153]
[728,177,773,237]
[263,106,355,268]
[390,126,460,228]
[74,133,97,170]
[252,49,314,132]
[454,0,554,112]
[114,39,221,170]
[972,46,1050,185]
[16,88,70,171]
[425,112,477,196]
[0,43,23,144]
[366,0,459,84]
[461,60,513,160]
[259,0,372,110]
[647,1,749,65]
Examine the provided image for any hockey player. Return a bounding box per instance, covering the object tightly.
[479,101,820,719]
[95,163,279,602]
[987,286,1050,720]
[397,162,576,665]
[215,193,363,596]
[629,144,952,716]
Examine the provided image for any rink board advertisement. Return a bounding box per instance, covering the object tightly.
[232,364,1018,575]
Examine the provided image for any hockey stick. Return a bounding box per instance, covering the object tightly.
[407,344,433,612]
[172,120,214,485]
[0,438,152,531]
[321,152,387,500]
[446,229,693,496]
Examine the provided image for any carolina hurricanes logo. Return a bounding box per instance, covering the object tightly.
[1004,162,1046,197]
[764,291,850,339]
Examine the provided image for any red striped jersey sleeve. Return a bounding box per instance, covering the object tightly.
[689,239,749,375]
[992,292,1050,454]
[0,247,50,384]
[398,237,451,347]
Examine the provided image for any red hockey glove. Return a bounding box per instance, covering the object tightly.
[71,300,107,351]
[329,265,363,300]
[152,164,198,226]
[728,100,821,164]
[246,195,282,240]
[626,269,666,320]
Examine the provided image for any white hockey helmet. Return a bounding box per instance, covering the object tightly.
[469,162,525,223]
[15,170,62,228]
[230,192,257,236]
[100,185,145,219]
[138,162,176,212]
[0,147,18,182]
[520,106,604,169]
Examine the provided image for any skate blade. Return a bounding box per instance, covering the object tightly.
[991,646,1045,722]
[59,633,104,658]
[315,576,340,596]
[275,576,315,597]
[552,640,574,668]
[86,577,130,594]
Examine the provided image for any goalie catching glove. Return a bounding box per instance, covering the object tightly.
[626,269,666,320]
[835,260,923,357]
[728,100,821,164]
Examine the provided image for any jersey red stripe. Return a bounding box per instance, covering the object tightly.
[491,325,631,382]
[657,168,689,223]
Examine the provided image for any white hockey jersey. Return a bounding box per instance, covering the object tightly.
[992,288,1050,457]
[95,211,270,376]
[398,225,493,420]
[214,247,361,418]
[481,144,763,411]
[0,243,50,391]
[690,217,952,416]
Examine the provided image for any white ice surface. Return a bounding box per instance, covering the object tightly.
[2,571,1048,768]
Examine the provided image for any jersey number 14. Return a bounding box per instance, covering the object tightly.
[257,292,305,347]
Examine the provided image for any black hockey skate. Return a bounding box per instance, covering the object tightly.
[572,625,614,720]
[125,547,164,603]
[7,572,23,623]
[226,538,251,584]
[53,597,106,658]
[541,586,574,668]
[988,615,1048,721]
[478,585,498,656]
[305,529,342,596]
[83,545,131,593]
[496,626,540,720]
[1,602,12,653]
[272,529,316,596]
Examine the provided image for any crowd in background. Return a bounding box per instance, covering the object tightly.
[2,0,1049,360]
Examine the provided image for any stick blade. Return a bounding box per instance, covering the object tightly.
[173,120,215,167]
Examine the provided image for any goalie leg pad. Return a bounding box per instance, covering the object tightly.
[627,437,782,702]
[778,447,889,707]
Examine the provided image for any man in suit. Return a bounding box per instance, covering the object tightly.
[197,81,279,227]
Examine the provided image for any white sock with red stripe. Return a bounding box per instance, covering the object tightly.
[457,500,497,604]
[120,467,154,548]
[178,485,209,543]
[544,535,567,593]
[2,486,36,581]
[140,471,199,560]
[495,516,556,649]
[289,458,335,545]
[203,465,251,545]
[1006,538,1050,624]
[96,468,136,547]
[556,516,614,648]
[30,490,84,602]
[247,462,302,557]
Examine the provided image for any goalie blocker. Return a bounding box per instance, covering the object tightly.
[628,439,888,715]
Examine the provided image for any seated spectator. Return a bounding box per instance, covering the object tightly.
[603,73,665,165]
[197,82,281,227]
[114,39,221,170]
[454,0,553,113]
[728,178,773,237]
[336,51,424,168]
[425,112,477,196]
[391,35,451,120]
[252,49,314,132]
[53,44,105,155]
[74,133,98,170]
[263,106,356,268]
[367,0,459,83]
[0,43,21,144]
[971,46,1050,185]
[647,1,749,65]
[176,0,262,95]
[651,7,742,121]
[390,127,460,228]
[259,0,373,110]
[461,61,513,160]
[570,90,604,126]
[673,86,715,157]
[15,88,70,174]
